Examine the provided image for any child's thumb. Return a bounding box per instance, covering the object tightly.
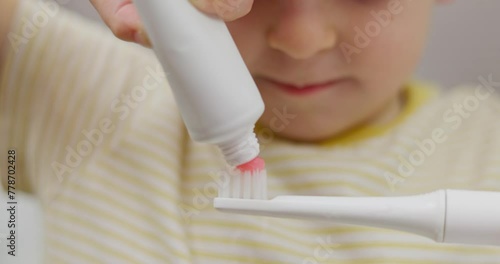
[190,0,254,21]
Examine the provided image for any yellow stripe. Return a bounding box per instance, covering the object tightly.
[195,234,310,258]
[94,166,179,216]
[133,127,183,155]
[193,238,499,263]
[87,161,182,231]
[338,259,458,264]
[195,250,465,264]
[481,174,500,181]
[137,116,183,143]
[45,251,73,264]
[104,149,178,186]
[51,208,175,261]
[57,163,191,262]
[196,221,444,256]
[261,151,403,163]
[195,251,478,264]
[57,70,89,166]
[96,157,178,195]
[6,74,27,188]
[9,3,41,151]
[192,219,305,248]
[54,15,102,167]
[18,19,53,188]
[46,236,103,263]
[193,218,500,255]
[34,31,73,177]
[0,39,14,90]
[335,241,500,255]
[146,113,183,135]
[195,251,279,264]
[47,220,144,263]
[184,159,222,170]
[193,218,376,234]
[269,166,387,184]
[121,136,180,169]
[0,9,16,173]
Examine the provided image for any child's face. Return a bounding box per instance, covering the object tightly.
[226,0,438,142]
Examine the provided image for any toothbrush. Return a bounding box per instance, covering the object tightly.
[220,156,267,200]
[133,0,267,199]
[214,189,500,246]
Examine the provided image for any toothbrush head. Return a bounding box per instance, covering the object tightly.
[218,157,267,200]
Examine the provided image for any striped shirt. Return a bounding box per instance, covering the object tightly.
[2,1,500,263]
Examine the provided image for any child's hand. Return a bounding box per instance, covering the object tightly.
[90,0,254,47]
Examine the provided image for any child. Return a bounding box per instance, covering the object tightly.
[2,0,500,263]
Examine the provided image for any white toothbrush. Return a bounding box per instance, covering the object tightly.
[214,189,500,246]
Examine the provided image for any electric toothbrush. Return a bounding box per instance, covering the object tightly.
[215,189,500,247]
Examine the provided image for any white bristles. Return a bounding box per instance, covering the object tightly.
[232,170,241,198]
[255,168,268,199]
[220,177,230,198]
[219,167,267,200]
[243,172,251,199]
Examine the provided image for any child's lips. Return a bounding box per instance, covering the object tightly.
[262,78,349,96]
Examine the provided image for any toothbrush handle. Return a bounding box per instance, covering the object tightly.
[443,189,500,246]
[215,190,500,247]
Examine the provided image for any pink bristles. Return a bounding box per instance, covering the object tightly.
[236,157,265,173]
[219,157,267,200]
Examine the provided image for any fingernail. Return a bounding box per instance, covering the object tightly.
[190,0,214,12]
[213,0,247,21]
[135,27,152,47]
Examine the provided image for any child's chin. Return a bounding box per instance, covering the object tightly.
[272,124,348,143]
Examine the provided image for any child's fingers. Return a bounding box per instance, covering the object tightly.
[89,0,151,46]
[191,0,254,21]
[89,0,254,46]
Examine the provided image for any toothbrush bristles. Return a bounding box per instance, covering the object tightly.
[219,158,267,200]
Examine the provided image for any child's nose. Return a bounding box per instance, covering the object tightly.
[267,2,337,60]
